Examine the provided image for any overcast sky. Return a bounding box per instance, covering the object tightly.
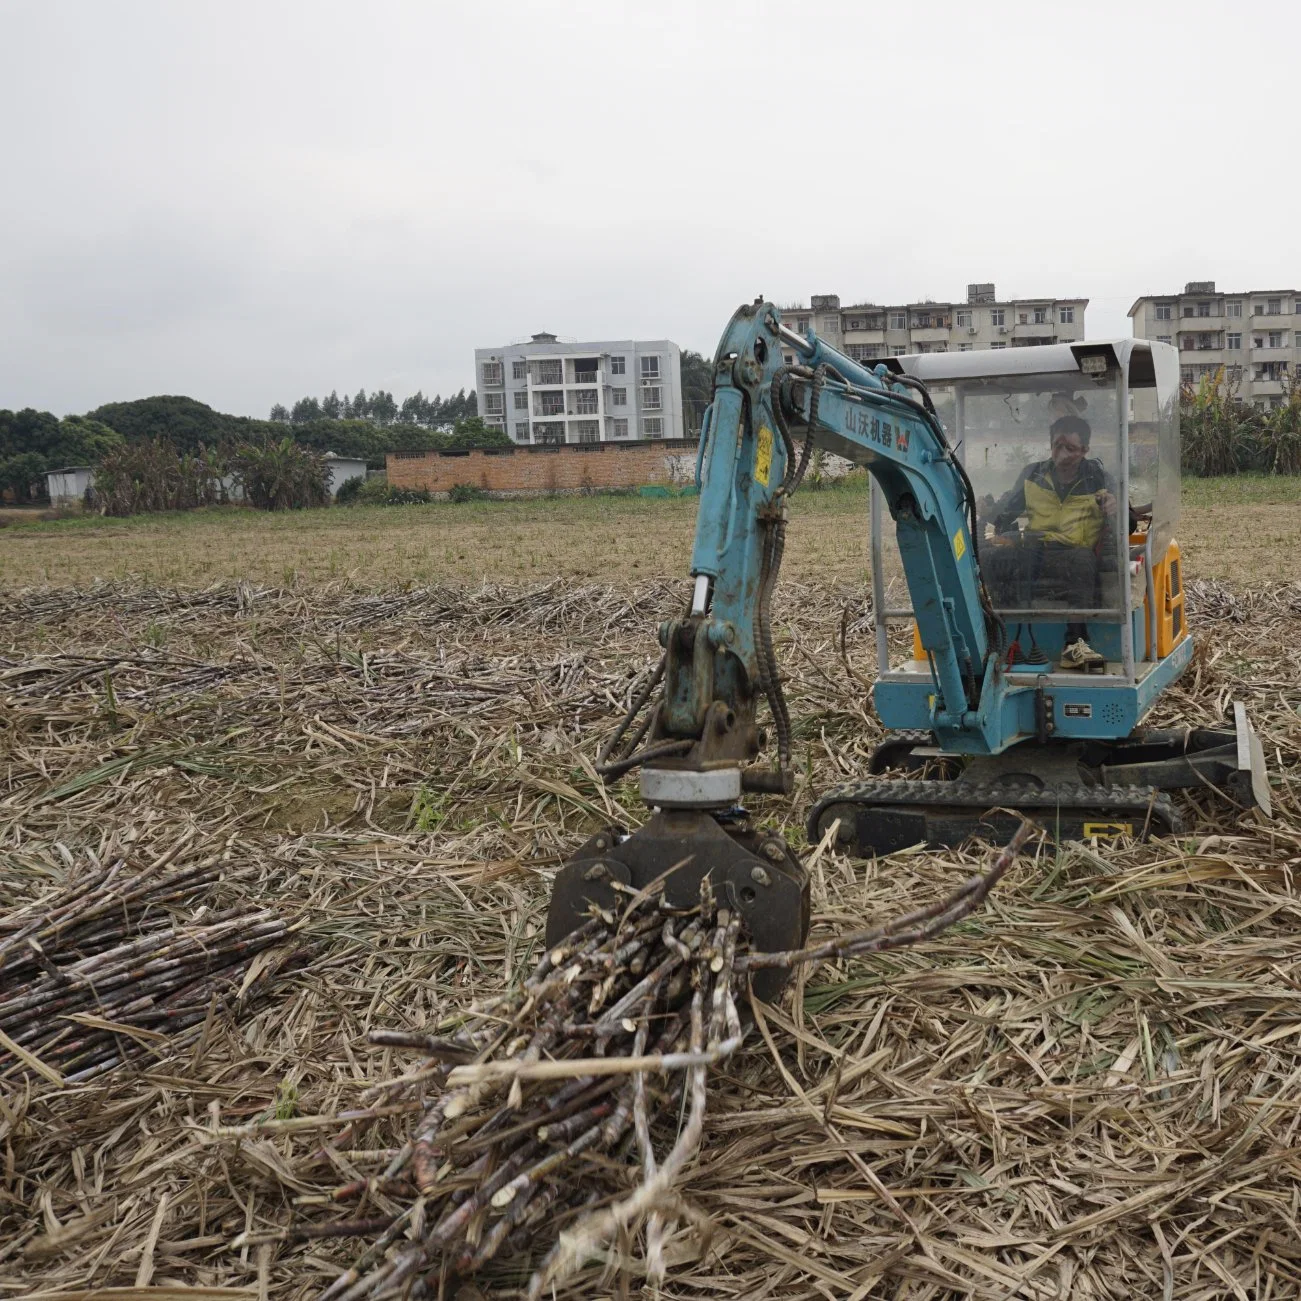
[2,0,1298,418]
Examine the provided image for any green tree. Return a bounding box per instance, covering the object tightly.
[88,395,228,448]
[229,438,330,510]
[679,350,713,435]
[269,403,290,422]
[443,416,512,450]
[368,390,398,425]
[0,409,125,500]
[0,451,49,500]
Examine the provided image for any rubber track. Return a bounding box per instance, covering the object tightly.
[806,778,1182,842]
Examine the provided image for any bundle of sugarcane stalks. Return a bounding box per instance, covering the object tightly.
[283,822,1035,1300]
[0,856,300,1084]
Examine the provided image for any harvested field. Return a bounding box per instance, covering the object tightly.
[3,473,1301,590]
[1,572,1299,1298]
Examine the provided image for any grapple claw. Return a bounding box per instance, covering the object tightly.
[546,811,810,1002]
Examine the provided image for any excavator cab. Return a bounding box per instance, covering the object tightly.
[813,339,1271,854]
[891,340,1178,674]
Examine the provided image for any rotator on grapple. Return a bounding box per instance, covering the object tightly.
[546,300,1270,989]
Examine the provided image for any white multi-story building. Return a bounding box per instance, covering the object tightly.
[1129,281,1300,408]
[474,333,684,444]
[777,285,1087,366]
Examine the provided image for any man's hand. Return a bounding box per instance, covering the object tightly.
[1095,489,1118,517]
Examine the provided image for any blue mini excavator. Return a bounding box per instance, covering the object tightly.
[545,300,1270,983]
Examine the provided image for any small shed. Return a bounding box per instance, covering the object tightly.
[323,452,368,498]
[46,466,94,508]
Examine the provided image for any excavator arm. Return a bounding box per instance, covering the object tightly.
[546,300,1007,984]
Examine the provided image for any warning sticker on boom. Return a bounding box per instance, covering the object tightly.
[755,426,773,487]
[952,528,966,561]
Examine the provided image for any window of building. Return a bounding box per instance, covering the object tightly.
[534,421,565,445]
[847,317,864,330]
[640,356,660,379]
[1269,330,1286,348]
[1226,332,1242,349]
[513,391,529,410]
[889,312,907,330]
[1268,298,1282,315]
[990,308,1005,327]
[1254,335,1264,349]
[1182,305,1195,317]
[514,422,530,441]
[990,341,1007,350]
[483,393,504,414]
[481,362,502,386]
[821,316,839,334]
[573,368,598,386]
[890,345,907,355]
[1157,335,1172,344]
[958,343,972,351]
[574,391,598,415]
[612,418,629,438]
[1180,366,1194,383]
[642,417,664,438]
[956,310,972,327]
[1033,307,1047,324]
[1226,301,1242,317]
[844,344,872,360]
[611,387,627,407]
[1059,306,1075,324]
[1197,301,1212,317]
[512,360,527,381]
[1155,303,1173,320]
[1254,303,1264,316]
[610,356,625,375]
[537,392,564,416]
[572,420,600,443]
[535,360,563,385]
[642,386,662,410]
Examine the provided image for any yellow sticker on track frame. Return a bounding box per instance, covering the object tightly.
[755,425,774,487]
[953,528,966,561]
[1083,822,1133,838]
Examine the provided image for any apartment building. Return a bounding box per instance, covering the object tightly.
[777,285,1087,366]
[474,333,684,444]
[1129,282,1300,407]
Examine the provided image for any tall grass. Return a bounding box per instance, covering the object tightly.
[1181,368,1301,476]
[95,441,225,516]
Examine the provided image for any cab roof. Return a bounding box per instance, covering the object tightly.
[875,338,1158,386]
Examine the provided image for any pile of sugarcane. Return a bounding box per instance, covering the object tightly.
[0,858,298,1084]
[301,822,1034,1300]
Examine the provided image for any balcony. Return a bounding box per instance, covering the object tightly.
[910,326,950,344]
[569,372,600,386]
[1013,321,1052,338]
[844,328,886,345]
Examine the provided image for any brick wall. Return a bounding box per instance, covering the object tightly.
[386,440,699,496]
